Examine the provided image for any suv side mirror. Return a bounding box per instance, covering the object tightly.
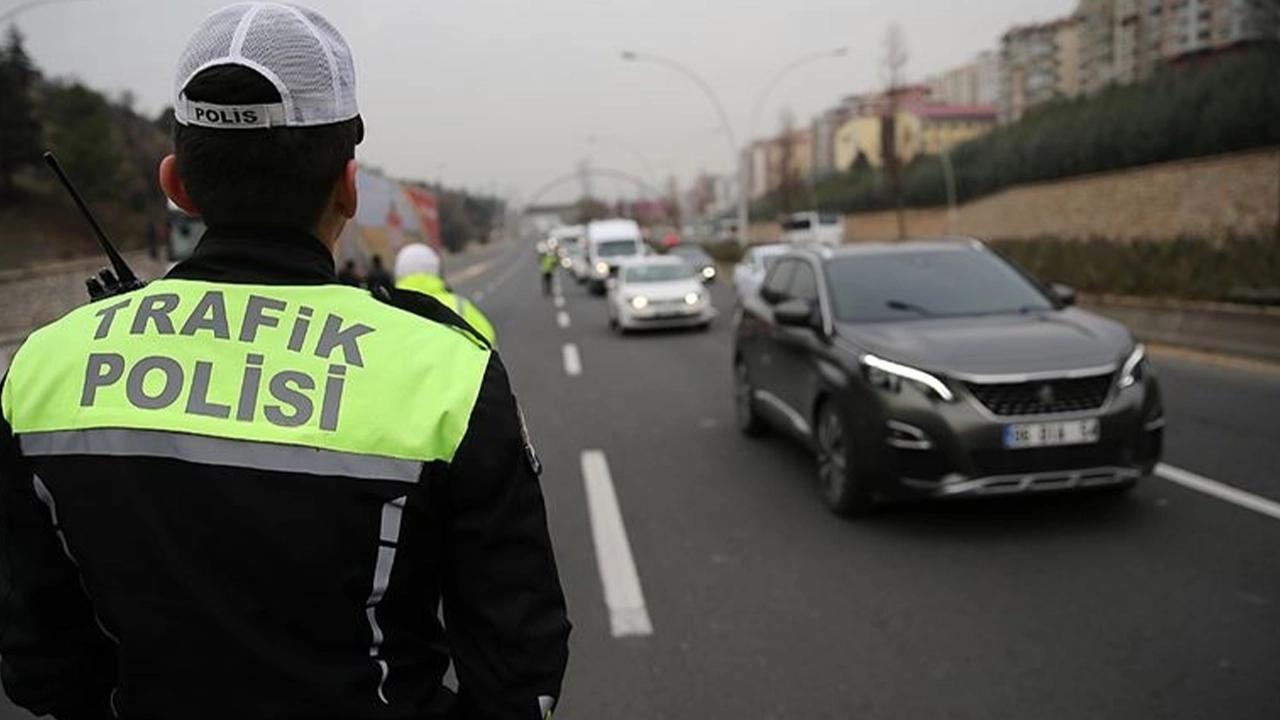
[774,298,818,329]
[1050,283,1077,307]
[760,285,784,305]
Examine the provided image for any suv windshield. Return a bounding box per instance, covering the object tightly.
[597,240,639,258]
[825,249,1054,322]
[624,263,694,283]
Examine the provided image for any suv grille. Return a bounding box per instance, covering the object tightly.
[966,373,1114,416]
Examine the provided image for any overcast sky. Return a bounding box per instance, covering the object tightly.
[12,0,1070,203]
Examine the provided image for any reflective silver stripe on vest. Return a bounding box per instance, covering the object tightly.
[366,495,407,704]
[20,429,422,483]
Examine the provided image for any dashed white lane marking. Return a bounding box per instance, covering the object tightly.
[554,296,565,309]
[581,450,653,638]
[557,311,571,329]
[1156,463,1280,522]
[562,343,582,377]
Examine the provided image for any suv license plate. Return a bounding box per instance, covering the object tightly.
[1003,419,1100,449]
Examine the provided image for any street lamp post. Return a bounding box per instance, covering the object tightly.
[586,134,661,190]
[621,50,748,245]
[746,47,849,153]
[623,47,848,246]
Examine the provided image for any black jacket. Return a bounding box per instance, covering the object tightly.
[0,226,570,719]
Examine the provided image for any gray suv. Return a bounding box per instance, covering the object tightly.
[732,240,1164,516]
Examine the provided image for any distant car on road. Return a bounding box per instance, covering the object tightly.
[586,218,647,295]
[666,243,717,283]
[780,211,844,247]
[732,243,788,305]
[732,240,1164,516]
[551,225,589,282]
[608,256,715,333]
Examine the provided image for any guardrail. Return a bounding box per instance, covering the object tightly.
[1083,294,1280,363]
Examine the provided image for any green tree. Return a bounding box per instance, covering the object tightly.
[39,79,126,201]
[0,25,42,202]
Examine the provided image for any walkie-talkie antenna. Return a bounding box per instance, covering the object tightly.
[42,151,140,286]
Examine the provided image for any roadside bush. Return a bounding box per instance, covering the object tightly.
[991,236,1280,305]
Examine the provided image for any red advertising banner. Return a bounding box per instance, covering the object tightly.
[403,185,442,251]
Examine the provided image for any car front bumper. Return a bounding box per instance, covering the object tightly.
[862,376,1164,501]
[618,303,716,329]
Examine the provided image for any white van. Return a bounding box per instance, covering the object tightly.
[780,211,844,247]
[586,219,646,294]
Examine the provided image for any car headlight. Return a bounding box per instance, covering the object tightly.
[684,292,701,306]
[630,295,649,310]
[1119,343,1146,389]
[595,261,610,275]
[560,257,572,269]
[702,266,717,279]
[861,353,955,402]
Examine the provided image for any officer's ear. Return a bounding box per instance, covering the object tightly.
[159,155,200,217]
[335,159,358,220]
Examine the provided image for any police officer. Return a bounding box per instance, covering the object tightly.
[539,249,558,297]
[0,5,569,719]
[395,243,496,345]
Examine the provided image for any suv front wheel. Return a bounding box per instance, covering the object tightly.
[733,359,767,437]
[814,399,875,517]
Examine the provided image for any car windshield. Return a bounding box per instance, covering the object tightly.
[824,249,1054,322]
[623,263,694,283]
[596,239,640,257]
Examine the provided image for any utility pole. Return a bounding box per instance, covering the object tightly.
[882,23,909,241]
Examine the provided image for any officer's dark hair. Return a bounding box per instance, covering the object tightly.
[174,65,364,231]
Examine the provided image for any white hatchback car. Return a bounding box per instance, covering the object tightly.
[607,257,716,333]
[732,243,789,306]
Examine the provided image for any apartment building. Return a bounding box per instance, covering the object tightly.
[926,51,1000,106]
[999,15,1083,122]
[1079,0,1272,94]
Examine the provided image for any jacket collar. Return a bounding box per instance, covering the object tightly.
[166,224,338,286]
[396,272,448,296]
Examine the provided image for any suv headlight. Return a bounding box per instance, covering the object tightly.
[1119,343,1146,389]
[684,292,701,306]
[861,353,955,402]
[701,266,717,280]
[629,295,649,310]
[595,261,610,275]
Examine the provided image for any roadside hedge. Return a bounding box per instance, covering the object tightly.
[991,236,1280,305]
[704,236,1280,306]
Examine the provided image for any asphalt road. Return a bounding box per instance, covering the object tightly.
[1,240,1277,718]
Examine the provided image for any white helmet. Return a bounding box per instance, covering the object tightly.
[395,243,441,279]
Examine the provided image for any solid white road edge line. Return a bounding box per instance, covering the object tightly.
[562,343,582,377]
[580,450,653,638]
[554,296,565,308]
[557,311,571,329]
[1156,463,1280,522]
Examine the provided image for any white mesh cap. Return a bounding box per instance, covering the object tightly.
[395,244,441,279]
[173,2,358,130]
